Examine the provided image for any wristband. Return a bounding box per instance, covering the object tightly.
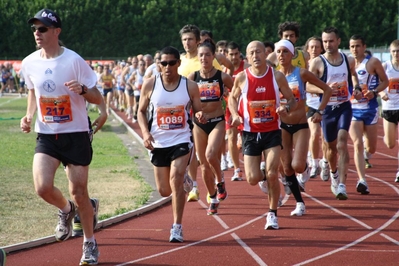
[80,84,88,95]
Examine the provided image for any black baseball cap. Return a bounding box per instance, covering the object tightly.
[28,9,62,28]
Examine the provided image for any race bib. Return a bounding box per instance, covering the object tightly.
[329,81,349,102]
[351,84,368,103]
[388,78,399,94]
[157,105,186,130]
[198,82,221,101]
[281,81,300,104]
[39,95,72,123]
[249,100,276,123]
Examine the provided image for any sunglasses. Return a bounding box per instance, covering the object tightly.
[31,25,51,33]
[160,60,178,67]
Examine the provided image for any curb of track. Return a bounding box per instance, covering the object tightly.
[2,108,171,253]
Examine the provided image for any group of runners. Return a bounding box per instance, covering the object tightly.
[16,7,399,264]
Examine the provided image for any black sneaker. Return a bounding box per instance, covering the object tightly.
[72,198,99,237]
[80,241,99,265]
[55,200,76,241]
[0,248,6,266]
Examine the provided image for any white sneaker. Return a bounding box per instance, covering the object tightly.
[226,152,234,168]
[395,171,399,183]
[231,168,243,181]
[310,165,321,178]
[169,225,183,242]
[265,212,279,229]
[183,172,193,193]
[319,160,330,181]
[297,166,310,192]
[290,202,306,216]
[330,171,339,196]
[281,176,291,195]
[336,183,348,200]
[260,161,266,172]
[221,158,228,171]
[356,180,370,195]
[278,194,284,207]
[259,179,268,194]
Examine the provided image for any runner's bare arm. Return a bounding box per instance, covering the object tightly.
[137,77,156,150]
[187,79,206,123]
[275,71,297,116]
[228,72,245,127]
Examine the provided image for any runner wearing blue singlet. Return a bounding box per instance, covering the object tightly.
[308,27,362,200]
[348,35,388,194]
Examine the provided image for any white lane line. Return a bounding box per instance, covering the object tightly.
[380,233,399,245]
[0,97,20,107]
[231,233,267,266]
[293,171,399,265]
[116,212,268,266]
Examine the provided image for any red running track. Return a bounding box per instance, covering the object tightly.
[6,111,399,266]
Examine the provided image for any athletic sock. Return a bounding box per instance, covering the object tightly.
[286,174,304,203]
[61,201,72,213]
[269,209,277,216]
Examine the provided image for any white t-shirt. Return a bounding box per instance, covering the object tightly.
[22,47,97,134]
[382,61,399,110]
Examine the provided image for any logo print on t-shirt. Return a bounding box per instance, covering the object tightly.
[43,80,56,92]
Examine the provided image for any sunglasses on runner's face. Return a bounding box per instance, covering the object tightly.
[160,60,178,67]
[31,25,51,33]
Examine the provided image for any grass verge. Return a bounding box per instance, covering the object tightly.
[0,96,153,247]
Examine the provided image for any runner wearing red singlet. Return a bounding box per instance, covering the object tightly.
[229,41,297,230]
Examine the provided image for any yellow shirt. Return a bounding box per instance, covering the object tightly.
[276,49,306,70]
[178,55,222,77]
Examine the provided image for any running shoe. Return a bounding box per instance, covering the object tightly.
[319,160,330,181]
[217,182,228,201]
[183,173,193,193]
[281,176,291,195]
[72,198,100,237]
[220,157,228,171]
[206,192,211,204]
[336,183,348,200]
[356,180,370,195]
[187,186,200,202]
[278,194,284,207]
[290,202,306,216]
[258,179,268,194]
[207,202,220,215]
[226,153,234,169]
[265,212,279,230]
[365,159,372,169]
[0,248,6,266]
[330,171,339,196]
[80,241,99,265]
[310,165,321,178]
[72,214,83,237]
[55,200,77,241]
[231,168,243,181]
[169,225,183,243]
[297,165,310,192]
[395,171,399,183]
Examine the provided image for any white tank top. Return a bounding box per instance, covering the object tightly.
[148,74,192,148]
[382,61,399,110]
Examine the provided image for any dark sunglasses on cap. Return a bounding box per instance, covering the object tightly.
[160,60,178,67]
[31,25,51,33]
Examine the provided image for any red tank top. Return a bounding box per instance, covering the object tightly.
[238,67,280,133]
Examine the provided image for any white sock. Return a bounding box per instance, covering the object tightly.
[192,181,198,187]
[84,236,95,243]
[61,201,71,213]
[312,158,319,168]
[172,223,182,229]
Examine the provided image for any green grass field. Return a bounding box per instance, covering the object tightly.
[0,96,152,247]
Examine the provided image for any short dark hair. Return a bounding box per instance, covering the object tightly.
[350,34,366,45]
[198,39,216,54]
[200,30,213,40]
[263,41,275,51]
[364,50,372,56]
[160,46,180,60]
[216,40,228,49]
[278,21,300,38]
[323,26,340,39]
[227,41,240,51]
[179,24,200,41]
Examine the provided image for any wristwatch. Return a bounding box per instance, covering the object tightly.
[80,84,88,95]
[315,109,325,115]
